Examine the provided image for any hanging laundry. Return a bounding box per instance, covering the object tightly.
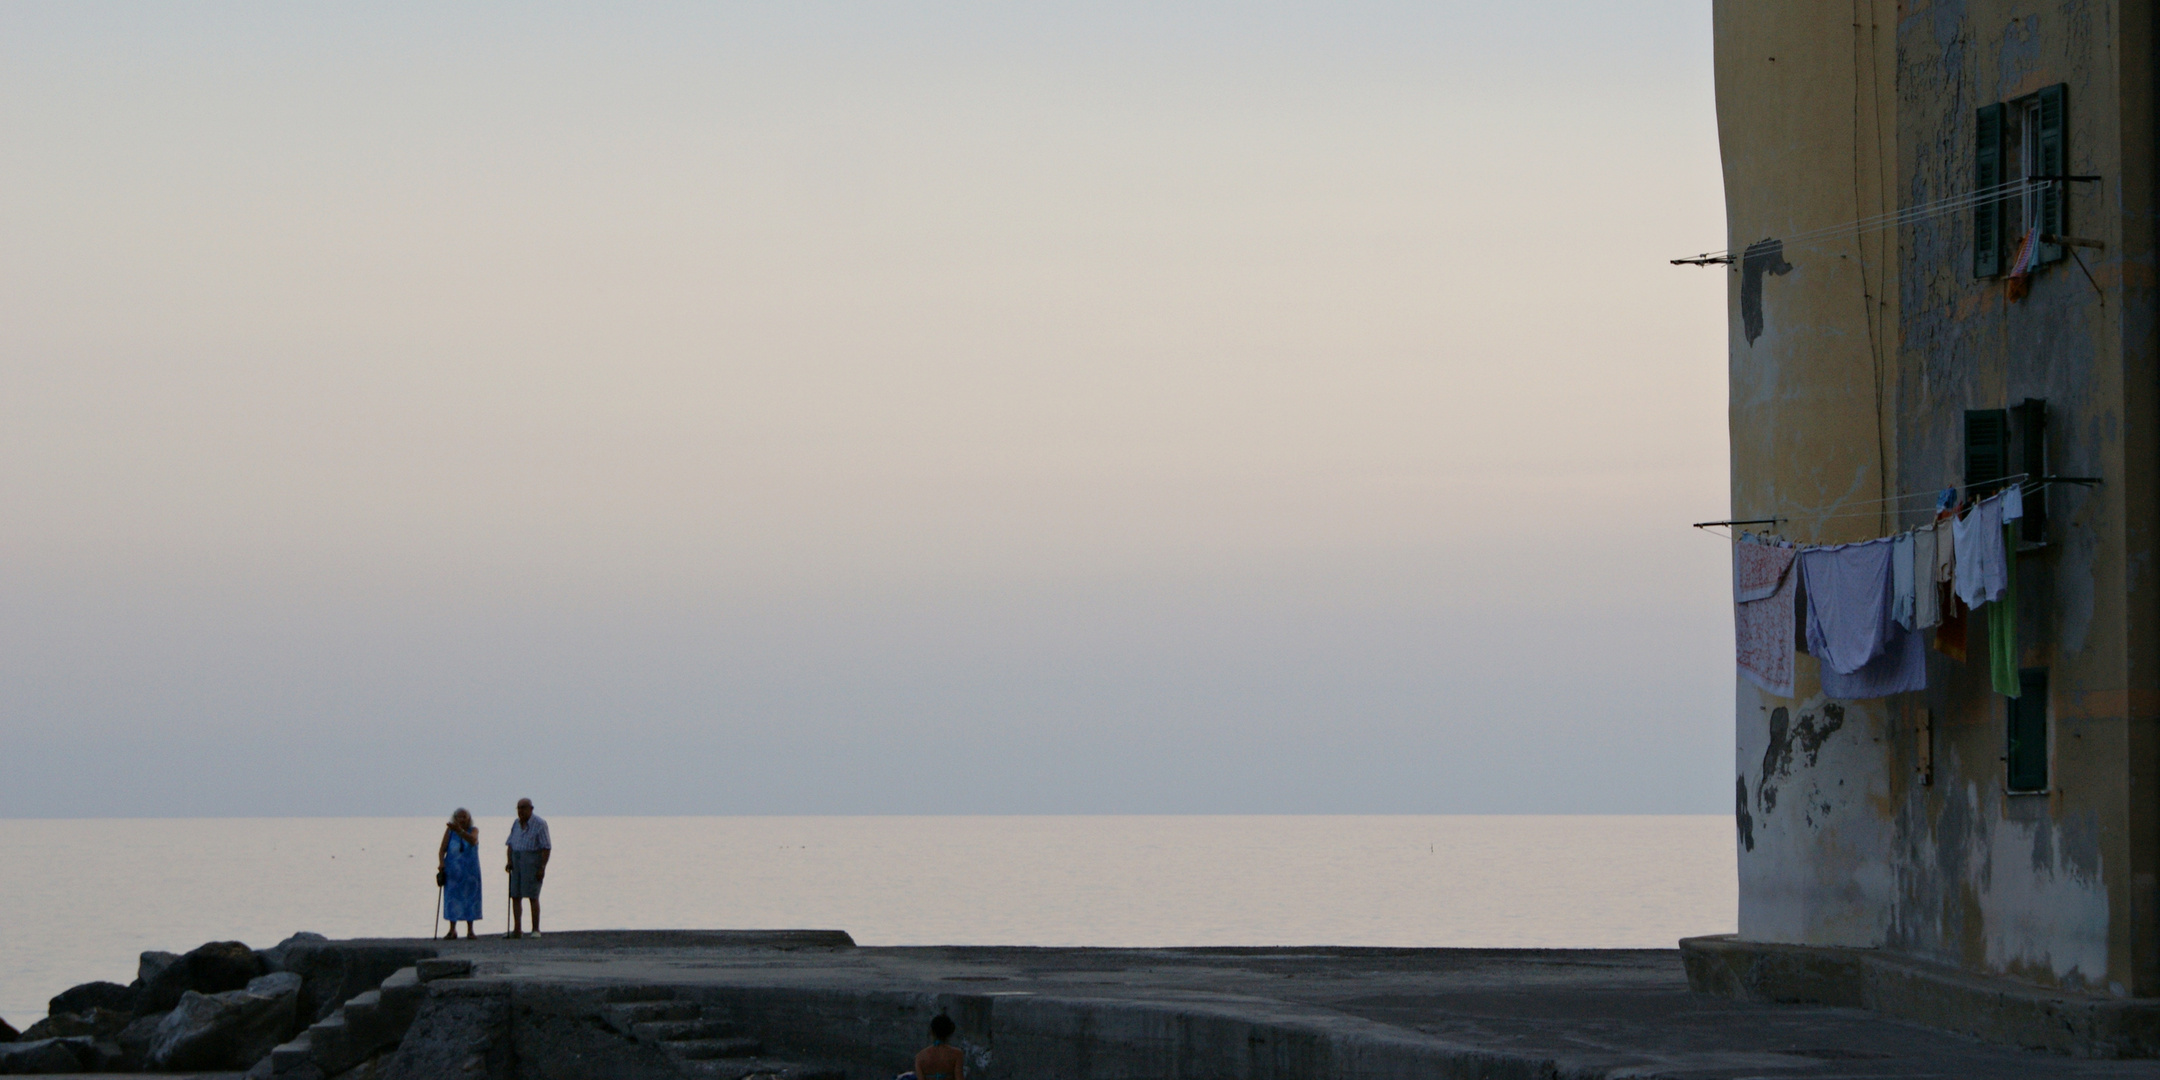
[1935,584,1969,662]
[1934,510,1957,584]
[1822,619,1929,699]
[1892,532,1917,629]
[1990,519,2021,697]
[1733,537,1799,697]
[1801,539,1927,697]
[1911,526,1940,629]
[2004,482,2024,523]
[1801,540,1894,673]
[1954,495,2010,608]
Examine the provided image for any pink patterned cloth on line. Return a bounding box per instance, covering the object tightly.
[1733,539,1799,697]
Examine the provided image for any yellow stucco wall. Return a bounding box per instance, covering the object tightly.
[1716,0,1903,952]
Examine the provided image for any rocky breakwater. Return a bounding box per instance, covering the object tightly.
[0,934,436,1076]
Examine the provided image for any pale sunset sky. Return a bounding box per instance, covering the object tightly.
[0,2,1729,816]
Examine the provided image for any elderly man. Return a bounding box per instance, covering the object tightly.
[504,797,551,939]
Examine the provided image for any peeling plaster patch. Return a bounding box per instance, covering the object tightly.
[1929,1,1968,56]
[1737,776,1756,852]
[1759,703,1847,816]
[1760,707,1790,813]
[1980,810,2110,987]
[1740,238,1792,345]
[1736,694,1892,948]
[1995,16,2041,98]
[2056,806,2103,882]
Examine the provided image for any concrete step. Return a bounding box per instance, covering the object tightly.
[342,989,382,1021]
[667,1036,766,1060]
[633,1018,742,1042]
[604,984,677,1003]
[268,1034,314,1073]
[679,1059,843,1080]
[609,1000,702,1023]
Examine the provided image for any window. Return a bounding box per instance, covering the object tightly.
[2006,668,2049,792]
[1975,84,2067,277]
[2015,398,2048,542]
[1965,409,2010,496]
[1965,404,2048,541]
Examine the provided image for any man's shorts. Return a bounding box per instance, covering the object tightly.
[509,849,545,899]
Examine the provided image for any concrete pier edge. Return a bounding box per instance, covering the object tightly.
[1680,934,2160,1057]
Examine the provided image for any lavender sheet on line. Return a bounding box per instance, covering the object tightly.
[1801,540,1895,675]
[1818,618,1928,698]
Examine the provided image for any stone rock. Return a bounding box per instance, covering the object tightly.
[0,1037,92,1074]
[137,950,179,988]
[0,1016,14,1042]
[272,940,437,1025]
[259,932,330,974]
[48,980,136,1017]
[147,971,301,1072]
[113,1013,163,1070]
[328,1052,385,1080]
[376,984,511,1080]
[18,1007,130,1042]
[140,940,269,1016]
[250,1049,326,1080]
[79,1039,127,1073]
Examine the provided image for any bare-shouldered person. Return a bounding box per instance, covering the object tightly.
[914,1015,961,1080]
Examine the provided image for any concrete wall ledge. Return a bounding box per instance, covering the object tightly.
[1681,934,2160,1058]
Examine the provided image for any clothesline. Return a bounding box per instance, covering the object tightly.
[1667,176,2056,264]
[1671,175,2091,266]
[1730,486,2027,702]
[1695,472,2102,541]
[1690,476,2022,537]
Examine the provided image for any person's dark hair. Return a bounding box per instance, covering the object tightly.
[929,1015,956,1041]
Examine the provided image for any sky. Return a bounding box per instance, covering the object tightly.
[0,2,1730,817]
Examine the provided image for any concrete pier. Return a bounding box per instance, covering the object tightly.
[335,931,2160,1078]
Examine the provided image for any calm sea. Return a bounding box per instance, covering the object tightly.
[0,815,1734,1025]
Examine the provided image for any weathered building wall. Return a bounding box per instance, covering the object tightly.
[1714,1,1903,950]
[1716,0,2160,995]
[1890,0,2160,995]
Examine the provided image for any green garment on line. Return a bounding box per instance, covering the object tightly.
[1989,521,2020,697]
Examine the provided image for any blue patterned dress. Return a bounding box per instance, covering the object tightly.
[442,832,483,922]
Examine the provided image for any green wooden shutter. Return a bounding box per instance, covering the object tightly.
[2016,398,2047,542]
[2006,668,2049,791]
[2036,84,2067,264]
[1975,103,2004,277]
[1966,409,2010,496]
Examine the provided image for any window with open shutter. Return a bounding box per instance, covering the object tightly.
[1966,409,2010,496]
[2035,84,2066,265]
[1975,103,2004,277]
[2006,668,2048,792]
[2016,399,2047,542]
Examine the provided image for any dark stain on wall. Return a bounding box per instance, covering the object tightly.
[1736,775,1756,852]
[1759,703,1846,815]
[1741,238,1793,345]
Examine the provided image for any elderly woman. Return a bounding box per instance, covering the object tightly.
[438,808,482,939]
